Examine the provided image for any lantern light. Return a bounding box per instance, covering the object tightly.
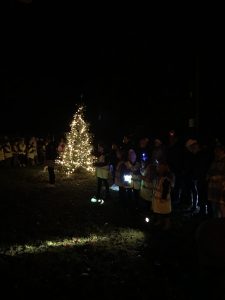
[124,174,132,184]
[169,130,175,136]
[142,152,148,162]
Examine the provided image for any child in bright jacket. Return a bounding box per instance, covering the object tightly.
[140,161,156,212]
[122,149,141,209]
[94,143,110,201]
[152,162,174,230]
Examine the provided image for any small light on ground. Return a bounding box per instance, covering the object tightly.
[145,217,150,223]
[97,199,104,205]
[110,184,119,191]
[91,197,97,203]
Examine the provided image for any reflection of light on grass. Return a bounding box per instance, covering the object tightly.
[0,235,108,256]
[0,229,145,257]
[119,229,145,244]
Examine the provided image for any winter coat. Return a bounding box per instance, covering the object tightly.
[152,176,172,214]
[122,160,141,190]
[208,155,225,204]
[95,153,110,179]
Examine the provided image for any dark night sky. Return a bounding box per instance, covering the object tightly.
[1,2,225,141]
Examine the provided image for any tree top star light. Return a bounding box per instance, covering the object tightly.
[58,105,94,174]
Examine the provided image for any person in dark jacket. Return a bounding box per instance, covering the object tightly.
[109,142,119,187]
[94,143,110,201]
[167,133,183,206]
[192,142,213,215]
[182,139,198,210]
[45,138,58,186]
[152,138,166,165]
[207,143,225,218]
[135,136,151,165]
[121,134,134,159]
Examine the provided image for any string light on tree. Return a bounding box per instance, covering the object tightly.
[58,105,94,174]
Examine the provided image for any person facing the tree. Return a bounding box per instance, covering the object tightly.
[27,139,36,166]
[3,139,13,167]
[114,149,127,206]
[45,137,58,187]
[152,161,174,230]
[136,136,151,166]
[140,158,155,213]
[109,141,119,187]
[207,142,225,218]
[122,149,141,210]
[121,134,134,159]
[12,140,20,167]
[18,138,27,167]
[0,141,5,167]
[57,138,66,156]
[94,143,110,202]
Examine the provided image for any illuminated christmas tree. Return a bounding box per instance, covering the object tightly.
[59,105,94,174]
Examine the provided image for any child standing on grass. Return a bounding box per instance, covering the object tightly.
[114,149,127,206]
[94,143,110,201]
[152,162,174,230]
[45,138,58,187]
[0,142,5,167]
[140,159,156,213]
[122,149,141,210]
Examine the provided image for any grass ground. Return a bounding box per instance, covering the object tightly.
[0,166,210,299]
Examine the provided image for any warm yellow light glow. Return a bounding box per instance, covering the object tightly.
[0,229,145,256]
[57,105,95,174]
[0,235,108,256]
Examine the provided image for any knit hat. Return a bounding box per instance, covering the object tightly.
[155,139,162,145]
[185,139,198,148]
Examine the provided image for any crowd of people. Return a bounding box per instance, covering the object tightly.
[0,136,65,187]
[1,131,224,225]
[94,130,225,227]
[93,132,224,296]
[0,136,66,168]
[1,130,224,291]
